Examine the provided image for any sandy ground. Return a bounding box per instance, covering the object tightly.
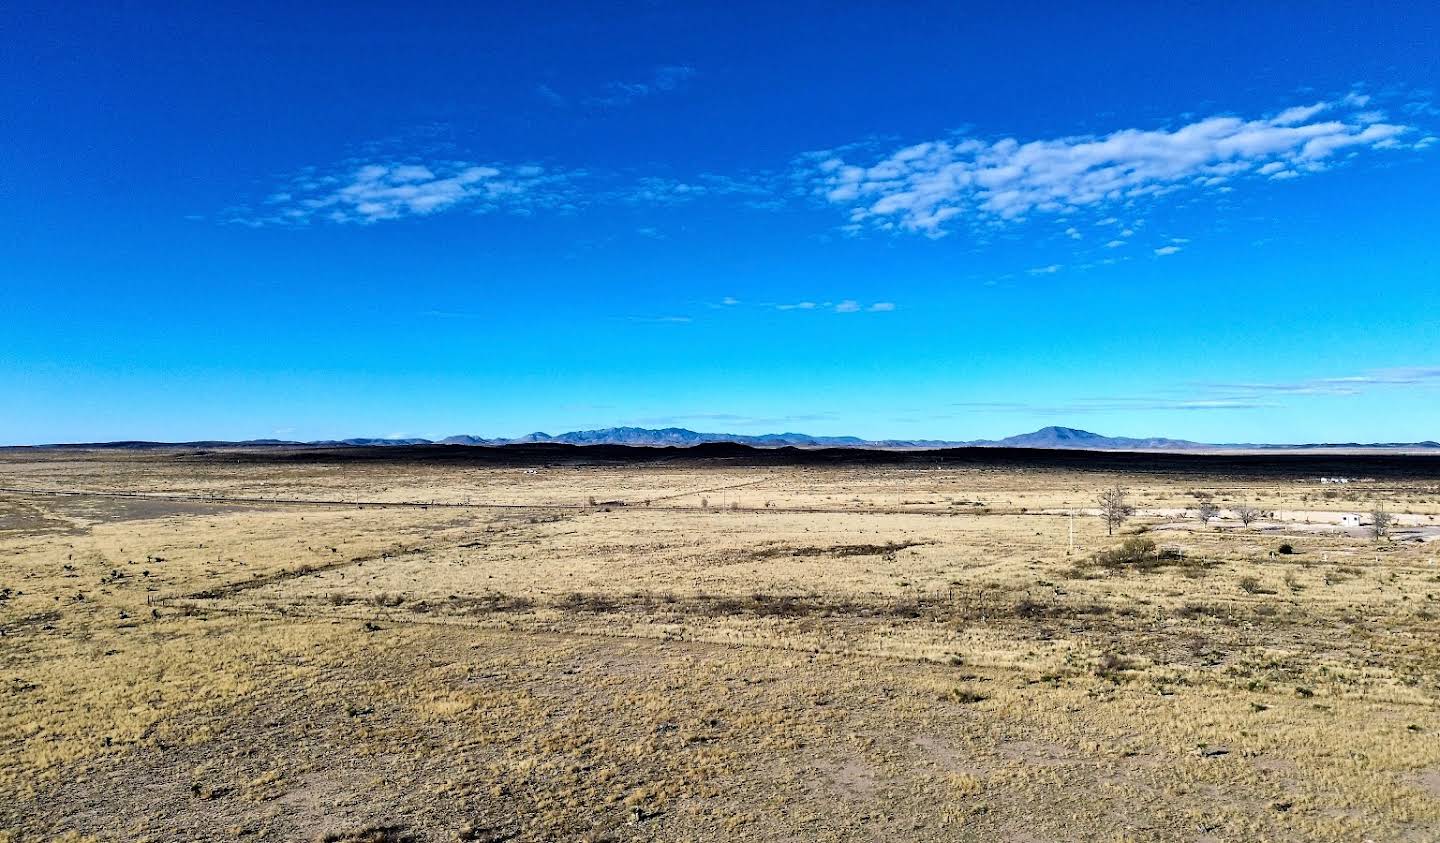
[2,449,1439,841]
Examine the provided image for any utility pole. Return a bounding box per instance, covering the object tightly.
[1068,510,1075,556]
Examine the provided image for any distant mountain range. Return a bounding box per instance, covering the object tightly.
[30,426,1440,452]
[326,425,1440,451]
[436,427,922,448]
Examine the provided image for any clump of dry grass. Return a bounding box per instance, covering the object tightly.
[319,825,414,843]
[1238,575,1277,595]
[1094,651,1137,678]
[745,539,929,562]
[942,687,988,704]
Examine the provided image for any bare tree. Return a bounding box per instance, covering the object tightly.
[1233,502,1260,527]
[1370,504,1394,540]
[1097,485,1135,536]
[1194,493,1219,524]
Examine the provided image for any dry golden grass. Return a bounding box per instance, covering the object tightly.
[2,449,1438,841]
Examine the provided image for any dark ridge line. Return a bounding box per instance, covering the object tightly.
[178,442,1440,478]
[5,441,1440,477]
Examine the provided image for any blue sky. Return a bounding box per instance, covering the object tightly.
[4,1,1438,445]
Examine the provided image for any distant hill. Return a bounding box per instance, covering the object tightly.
[977,426,1206,450]
[314,437,433,447]
[29,425,1439,452]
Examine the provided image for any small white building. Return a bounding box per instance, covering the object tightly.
[1340,513,1361,527]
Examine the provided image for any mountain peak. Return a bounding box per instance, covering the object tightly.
[996,426,1107,446]
[1033,426,1101,438]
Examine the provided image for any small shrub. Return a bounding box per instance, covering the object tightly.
[1013,597,1048,618]
[1277,543,1295,555]
[944,687,988,704]
[1097,652,1133,672]
[1176,602,1226,619]
[1092,537,1157,569]
[344,701,374,717]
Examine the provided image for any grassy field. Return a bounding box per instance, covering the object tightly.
[3,447,1439,841]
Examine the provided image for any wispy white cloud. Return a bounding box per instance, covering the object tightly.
[1403,97,1440,118]
[585,65,695,108]
[1028,264,1062,275]
[1203,366,1440,397]
[1153,235,1190,256]
[232,157,785,226]
[770,299,895,314]
[610,172,782,210]
[943,364,1440,419]
[946,397,1277,415]
[629,315,693,324]
[535,84,567,107]
[799,97,1423,237]
[230,160,580,226]
[421,309,485,319]
[621,176,711,205]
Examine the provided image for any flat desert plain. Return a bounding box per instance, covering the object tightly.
[2,446,1439,842]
